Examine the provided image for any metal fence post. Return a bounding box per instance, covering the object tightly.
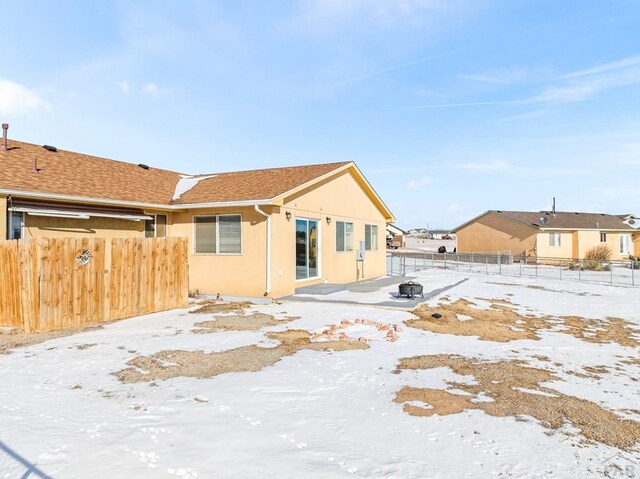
[559,261,562,280]
[633,262,635,286]
[415,255,417,273]
[486,255,488,275]
[578,260,581,281]
[610,262,613,286]
[444,253,447,270]
[519,259,522,277]
[390,254,393,276]
[498,254,502,274]
[535,257,538,277]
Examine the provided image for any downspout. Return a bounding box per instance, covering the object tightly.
[254,205,271,296]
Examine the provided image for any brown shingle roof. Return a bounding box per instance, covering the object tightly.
[0,139,182,204]
[173,162,351,204]
[494,210,637,230]
[0,139,352,207]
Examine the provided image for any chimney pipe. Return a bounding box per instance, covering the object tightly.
[32,157,39,173]
[552,197,556,217]
[1,123,7,152]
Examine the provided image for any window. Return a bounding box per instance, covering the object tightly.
[600,232,607,243]
[145,214,167,238]
[8,212,24,240]
[194,215,241,254]
[336,221,354,252]
[365,224,378,251]
[620,234,631,255]
[549,232,561,247]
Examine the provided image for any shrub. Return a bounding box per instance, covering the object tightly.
[584,244,612,261]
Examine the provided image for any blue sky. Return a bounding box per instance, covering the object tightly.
[1,0,639,229]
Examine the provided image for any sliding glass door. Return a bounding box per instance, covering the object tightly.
[296,218,319,280]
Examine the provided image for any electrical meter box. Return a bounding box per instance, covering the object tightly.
[357,241,365,261]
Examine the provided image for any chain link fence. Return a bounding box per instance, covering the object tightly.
[387,251,639,288]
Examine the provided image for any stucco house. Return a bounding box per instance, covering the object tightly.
[0,126,394,297]
[454,210,640,260]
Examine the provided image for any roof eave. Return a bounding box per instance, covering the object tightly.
[0,188,273,211]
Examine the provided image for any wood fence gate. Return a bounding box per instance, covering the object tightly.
[0,237,189,332]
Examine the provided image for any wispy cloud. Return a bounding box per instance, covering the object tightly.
[561,54,640,79]
[0,78,51,115]
[406,175,432,189]
[141,82,169,96]
[412,54,640,110]
[116,81,130,95]
[280,49,460,102]
[460,67,529,85]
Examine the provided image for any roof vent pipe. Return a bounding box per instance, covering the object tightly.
[1,123,8,152]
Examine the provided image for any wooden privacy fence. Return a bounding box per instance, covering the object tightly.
[0,237,189,332]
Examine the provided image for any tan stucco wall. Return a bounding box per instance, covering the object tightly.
[0,196,6,239]
[633,233,640,256]
[573,230,631,260]
[271,170,388,297]
[456,213,537,256]
[176,169,389,298]
[171,206,269,298]
[536,232,574,258]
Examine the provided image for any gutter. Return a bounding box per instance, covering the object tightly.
[0,188,272,211]
[254,205,272,296]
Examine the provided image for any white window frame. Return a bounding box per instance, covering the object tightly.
[364,224,379,251]
[192,214,243,255]
[599,232,607,243]
[8,211,24,240]
[335,220,354,252]
[145,214,168,238]
[620,234,631,255]
[295,217,322,282]
[549,232,561,247]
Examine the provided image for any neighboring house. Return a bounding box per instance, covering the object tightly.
[386,223,407,249]
[0,130,394,297]
[454,210,640,260]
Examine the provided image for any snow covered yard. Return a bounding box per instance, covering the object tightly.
[1,270,639,478]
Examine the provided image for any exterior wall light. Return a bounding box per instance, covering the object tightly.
[285,211,292,220]
[326,216,332,225]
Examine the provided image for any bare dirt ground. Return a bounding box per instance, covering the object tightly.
[0,324,104,355]
[407,297,639,346]
[115,329,369,383]
[192,311,299,333]
[394,354,640,450]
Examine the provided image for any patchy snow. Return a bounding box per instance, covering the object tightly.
[0,269,639,478]
[171,174,216,202]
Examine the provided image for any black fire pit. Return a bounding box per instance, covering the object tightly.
[398,281,424,299]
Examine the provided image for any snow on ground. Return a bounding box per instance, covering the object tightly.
[1,269,639,478]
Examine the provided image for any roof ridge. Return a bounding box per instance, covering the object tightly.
[5,138,187,177]
[194,160,352,177]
